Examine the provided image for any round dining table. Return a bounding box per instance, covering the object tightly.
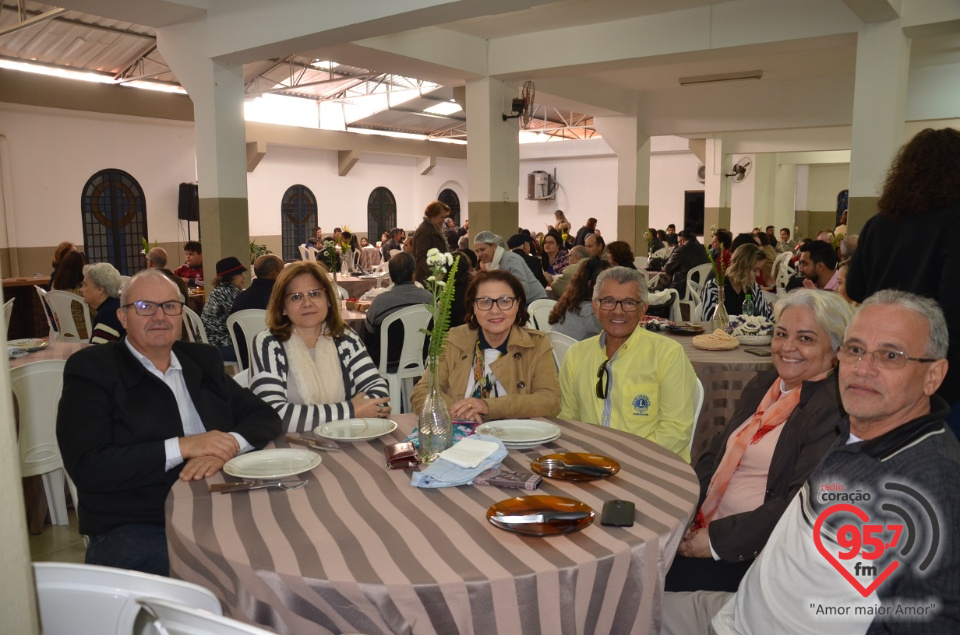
[166,413,700,634]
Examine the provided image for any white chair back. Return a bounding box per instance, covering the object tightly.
[689,377,705,459]
[138,597,273,635]
[773,251,795,294]
[651,246,673,260]
[376,272,391,288]
[232,369,249,388]
[527,299,557,331]
[181,306,208,343]
[679,263,712,321]
[45,290,92,342]
[377,304,432,413]
[3,297,13,338]
[226,309,268,371]
[547,331,577,370]
[33,562,221,635]
[337,285,349,301]
[35,285,59,342]
[647,288,682,323]
[11,359,69,525]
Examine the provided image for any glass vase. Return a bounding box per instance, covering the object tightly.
[418,356,453,463]
[712,285,730,331]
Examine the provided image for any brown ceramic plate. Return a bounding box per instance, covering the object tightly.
[530,452,621,481]
[487,495,594,536]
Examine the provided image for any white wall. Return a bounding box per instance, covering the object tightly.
[649,150,703,231]
[1,103,742,257]
[0,104,195,249]
[246,145,469,236]
[807,164,851,211]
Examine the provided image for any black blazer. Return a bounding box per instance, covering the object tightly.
[694,370,843,562]
[57,339,281,536]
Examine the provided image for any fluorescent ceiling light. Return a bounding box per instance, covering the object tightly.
[423,101,462,116]
[679,70,763,86]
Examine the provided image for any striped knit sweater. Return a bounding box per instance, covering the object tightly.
[250,329,389,432]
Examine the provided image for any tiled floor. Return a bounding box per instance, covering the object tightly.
[28,508,86,564]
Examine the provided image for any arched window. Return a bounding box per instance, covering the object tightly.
[281,184,318,261]
[81,169,148,275]
[367,187,397,242]
[438,189,461,226]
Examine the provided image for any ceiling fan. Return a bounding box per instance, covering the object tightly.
[502,80,536,128]
[726,157,752,183]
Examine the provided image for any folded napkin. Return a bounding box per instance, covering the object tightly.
[8,347,28,359]
[439,437,499,468]
[410,434,507,488]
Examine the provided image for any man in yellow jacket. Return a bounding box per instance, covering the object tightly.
[559,266,697,461]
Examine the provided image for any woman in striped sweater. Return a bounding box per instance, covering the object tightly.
[250,261,390,432]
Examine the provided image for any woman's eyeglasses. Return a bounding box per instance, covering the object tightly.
[287,289,325,303]
[475,296,517,311]
[123,300,184,317]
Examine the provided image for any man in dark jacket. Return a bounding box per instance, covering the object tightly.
[56,270,282,576]
[230,254,283,313]
[508,232,549,288]
[663,229,710,298]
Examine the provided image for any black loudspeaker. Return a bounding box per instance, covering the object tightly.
[178,182,199,221]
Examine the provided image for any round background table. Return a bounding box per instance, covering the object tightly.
[167,413,699,634]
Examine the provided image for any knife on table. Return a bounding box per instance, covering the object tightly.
[208,480,303,493]
[494,511,592,524]
[286,432,340,451]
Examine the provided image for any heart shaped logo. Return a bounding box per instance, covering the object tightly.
[813,503,899,597]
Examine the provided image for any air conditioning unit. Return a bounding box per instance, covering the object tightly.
[527,170,557,200]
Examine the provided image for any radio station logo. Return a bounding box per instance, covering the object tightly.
[813,481,939,598]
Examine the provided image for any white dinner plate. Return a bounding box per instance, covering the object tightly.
[502,431,562,449]
[223,448,321,479]
[476,419,561,444]
[314,418,398,442]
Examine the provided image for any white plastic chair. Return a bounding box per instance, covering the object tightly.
[336,285,350,301]
[35,285,60,342]
[33,562,221,635]
[679,263,712,322]
[3,296,13,337]
[689,377,705,459]
[377,304,432,413]
[548,331,577,370]
[651,246,673,260]
[12,359,69,525]
[45,290,92,342]
[181,306,208,343]
[138,597,272,635]
[226,309,268,371]
[527,299,557,331]
[376,272,391,288]
[232,369,249,388]
[647,288,682,323]
[773,251,795,294]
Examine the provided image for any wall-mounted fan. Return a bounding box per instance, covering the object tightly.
[726,157,752,183]
[502,80,536,128]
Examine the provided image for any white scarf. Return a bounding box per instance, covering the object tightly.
[285,330,345,406]
[488,244,505,270]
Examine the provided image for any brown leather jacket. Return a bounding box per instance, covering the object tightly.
[411,324,560,419]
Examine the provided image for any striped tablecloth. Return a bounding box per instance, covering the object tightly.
[662,330,774,463]
[167,413,700,634]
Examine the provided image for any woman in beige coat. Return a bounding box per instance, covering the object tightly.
[411,270,560,421]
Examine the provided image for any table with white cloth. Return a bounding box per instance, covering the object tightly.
[330,274,379,300]
[166,413,699,635]
[661,328,774,464]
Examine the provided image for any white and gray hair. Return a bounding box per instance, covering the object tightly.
[82,263,123,299]
[774,289,855,352]
[857,289,948,359]
[593,266,648,304]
